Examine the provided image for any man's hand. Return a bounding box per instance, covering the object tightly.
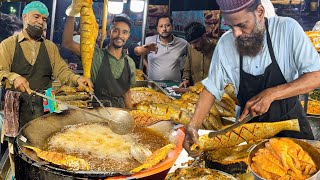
[77,76,93,92]
[239,88,275,121]
[179,80,189,88]
[144,43,158,54]
[183,124,202,157]
[66,0,92,17]
[13,76,32,94]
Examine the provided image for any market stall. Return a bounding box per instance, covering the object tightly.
[1,0,320,180]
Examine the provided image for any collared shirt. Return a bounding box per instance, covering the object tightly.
[202,16,320,100]
[0,31,80,88]
[91,47,136,85]
[182,39,216,84]
[145,34,188,81]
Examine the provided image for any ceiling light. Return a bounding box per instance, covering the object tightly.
[108,0,124,14]
[130,0,144,13]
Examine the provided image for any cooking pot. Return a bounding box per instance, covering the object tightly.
[14,107,184,179]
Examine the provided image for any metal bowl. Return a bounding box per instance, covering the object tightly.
[307,116,320,140]
[248,138,320,180]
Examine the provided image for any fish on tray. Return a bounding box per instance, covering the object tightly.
[24,146,90,171]
[193,119,300,151]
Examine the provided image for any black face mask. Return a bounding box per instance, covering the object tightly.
[25,24,43,40]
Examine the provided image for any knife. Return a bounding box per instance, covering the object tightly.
[208,114,254,138]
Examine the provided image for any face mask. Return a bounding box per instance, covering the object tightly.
[25,24,43,40]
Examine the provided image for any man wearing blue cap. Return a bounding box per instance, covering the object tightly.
[0,1,93,129]
[179,22,217,87]
[184,0,320,157]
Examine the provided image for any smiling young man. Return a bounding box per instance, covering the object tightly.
[63,11,136,108]
[179,22,217,87]
[183,0,320,157]
[0,1,93,128]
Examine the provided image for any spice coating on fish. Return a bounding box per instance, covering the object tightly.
[131,87,172,105]
[198,120,300,150]
[135,103,191,125]
[131,144,176,173]
[80,0,98,78]
[24,146,90,171]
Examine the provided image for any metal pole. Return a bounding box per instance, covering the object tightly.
[168,0,171,16]
[100,0,108,48]
[139,0,149,70]
[18,2,22,17]
[49,0,57,41]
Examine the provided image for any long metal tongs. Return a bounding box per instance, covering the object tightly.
[89,92,111,115]
[31,90,134,135]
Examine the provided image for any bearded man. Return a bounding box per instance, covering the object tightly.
[183,0,320,157]
[138,15,188,81]
[63,3,136,108]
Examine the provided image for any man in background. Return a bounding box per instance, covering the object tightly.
[180,22,217,87]
[135,15,188,81]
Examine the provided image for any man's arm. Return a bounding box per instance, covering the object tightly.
[183,88,215,157]
[0,39,23,88]
[134,43,158,56]
[180,49,191,87]
[123,89,132,109]
[240,71,320,120]
[62,16,81,56]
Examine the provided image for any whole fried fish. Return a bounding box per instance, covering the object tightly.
[135,103,191,125]
[131,87,172,105]
[130,110,168,127]
[80,0,98,78]
[196,119,300,150]
[25,146,90,171]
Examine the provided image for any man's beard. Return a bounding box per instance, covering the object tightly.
[235,19,265,57]
[112,38,125,49]
[159,31,172,39]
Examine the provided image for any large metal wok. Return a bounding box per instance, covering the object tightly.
[14,107,184,179]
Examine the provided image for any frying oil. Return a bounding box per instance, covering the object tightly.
[46,122,169,171]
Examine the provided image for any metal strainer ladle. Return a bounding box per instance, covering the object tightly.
[32,91,135,135]
[130,142,152,164]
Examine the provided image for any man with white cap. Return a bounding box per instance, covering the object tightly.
[183,0,320,157]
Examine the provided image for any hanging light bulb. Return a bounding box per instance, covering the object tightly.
[108,0,124,14]
[130,0,145,13]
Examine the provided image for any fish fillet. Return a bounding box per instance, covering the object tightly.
[24,146,90,171]
[131,144,175,173]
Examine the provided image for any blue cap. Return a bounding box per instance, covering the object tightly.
[22,1,49,17]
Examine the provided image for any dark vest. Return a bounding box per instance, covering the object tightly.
[93,50,131,108]
[10,37,52,128]
[237,18,313,140]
